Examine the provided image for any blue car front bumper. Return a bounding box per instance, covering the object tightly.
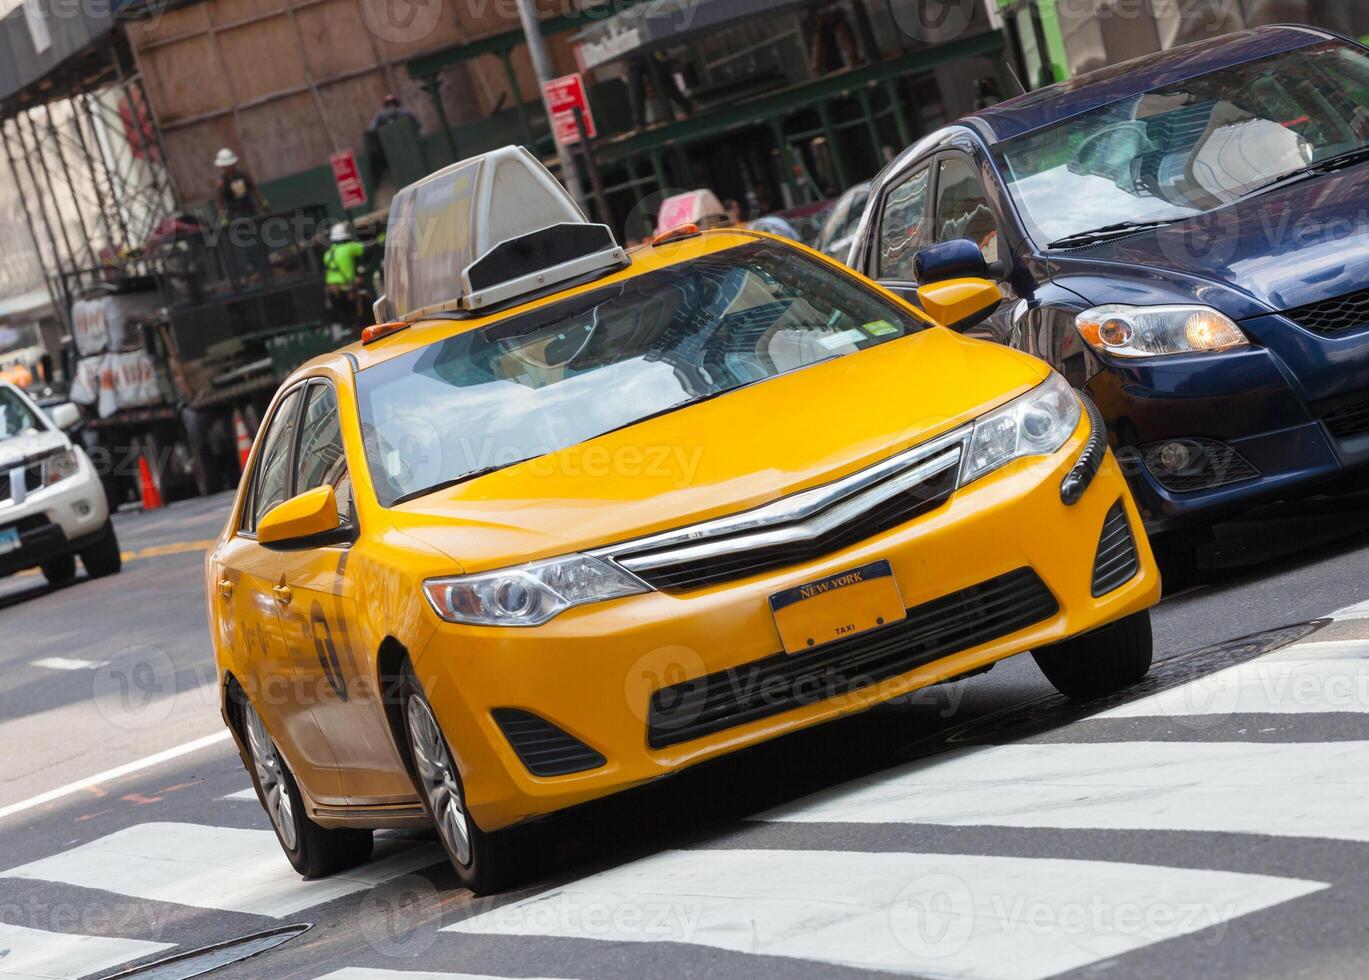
[1084,327,1369,534]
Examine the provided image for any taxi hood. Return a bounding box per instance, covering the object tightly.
[392,329,1048,573]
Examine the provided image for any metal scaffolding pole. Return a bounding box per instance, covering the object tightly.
[16,110,80,276]
[43,101,101,267]
[77,92,132,249]
[512,0,586,206]
[3,118,71,322]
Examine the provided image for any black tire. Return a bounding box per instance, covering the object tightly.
[40,553,77,584]
[397,663,523,894]
[1032,610,1153,701]
[241,698,373,879]
[79,522,122,578]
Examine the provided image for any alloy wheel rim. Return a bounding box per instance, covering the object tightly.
[406,695,472,867]
[244,703,298,851]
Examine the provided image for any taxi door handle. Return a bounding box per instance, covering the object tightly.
[217,579,234,599]
[272,584,293,606]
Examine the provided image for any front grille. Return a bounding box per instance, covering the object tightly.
[647,568,1057,748]
[0,514,50,534]
[1312,391,1369,439]
[1140,438,1260,493]
[599,428,969,593]
[1286,286,1369,336]
[0,463,42,505]
[1092,501,1140,598]
[491,708,605,777]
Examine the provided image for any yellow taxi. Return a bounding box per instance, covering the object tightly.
[207,147,1160,893]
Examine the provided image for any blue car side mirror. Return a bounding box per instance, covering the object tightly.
[914,239,989,284]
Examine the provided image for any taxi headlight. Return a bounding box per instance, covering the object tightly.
[1076,304,1247,358]
[961,372,1082,486]
[42,448,81,487]
[423,554,649,627]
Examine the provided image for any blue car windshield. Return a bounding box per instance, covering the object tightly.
[996,40,1369,246]
[356,240,924,505]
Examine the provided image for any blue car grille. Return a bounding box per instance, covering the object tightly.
[1313,392,1369,440]
[1286,287,1369,336]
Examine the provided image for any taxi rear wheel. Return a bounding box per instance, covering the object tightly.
[1031,610,1153,700]
[398,666,519,894]
[242,700,374,878]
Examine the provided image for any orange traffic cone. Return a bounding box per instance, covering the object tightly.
[138,454,164,511]
[233,409,252,472]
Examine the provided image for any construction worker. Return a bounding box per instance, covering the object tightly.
[323,222,367,330]
[213,148,270,285]
[366,95,420,185]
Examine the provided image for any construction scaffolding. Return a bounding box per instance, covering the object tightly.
[1,39,178,330]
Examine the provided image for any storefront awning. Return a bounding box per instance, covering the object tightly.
[577,0,811,70]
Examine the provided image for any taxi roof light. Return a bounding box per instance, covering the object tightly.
[379,146,629,322]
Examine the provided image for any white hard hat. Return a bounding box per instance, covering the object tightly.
[329,222,352,243]
[214,147,238,167]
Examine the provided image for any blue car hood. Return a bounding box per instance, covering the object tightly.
[1048,163,1369,318]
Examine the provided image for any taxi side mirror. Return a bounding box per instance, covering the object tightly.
[916,278,1004,333]
[258,486,351,549]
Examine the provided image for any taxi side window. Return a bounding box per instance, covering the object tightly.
[875,167,931,282]
[244,388,302,533]
[933,156,1001,264]
[295,383,353,526]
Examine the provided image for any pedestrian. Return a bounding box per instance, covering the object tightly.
[323,222,367,330]
[213,148,270,285]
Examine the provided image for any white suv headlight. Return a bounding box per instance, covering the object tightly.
[961,372,1082,486]
[423,554,649,627]
[42,448,81,487]
[1076,304,1247,358]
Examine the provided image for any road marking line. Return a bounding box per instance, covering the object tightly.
[1096,648,1369,717]
[0,922,173,980]
[0,822,444,918]
[314,970,571,980]
[30,657,105,671]
[759,741,1369,841]
[0,732,231,822]
[1331,597,1369,622]
[445,848,1324,980]
[222,787,258,801]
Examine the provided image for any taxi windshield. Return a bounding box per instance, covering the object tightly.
[996,40,1369,246]
[357,240,923,505]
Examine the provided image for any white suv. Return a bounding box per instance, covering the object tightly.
[0,382,120,584]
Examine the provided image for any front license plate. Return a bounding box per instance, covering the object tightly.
[0,527,19,556]
[770,560,906,655]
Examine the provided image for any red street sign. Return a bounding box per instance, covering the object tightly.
[543,73,597,145]
[331,149,368,210]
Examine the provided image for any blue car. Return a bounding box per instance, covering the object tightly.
[848,26,1369,564]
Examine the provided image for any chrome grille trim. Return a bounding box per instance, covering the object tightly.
[591,425,971,582]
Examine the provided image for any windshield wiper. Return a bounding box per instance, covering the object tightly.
[391,463,536,505]
[1242,144,1369,199]
[1047,218,1186,249]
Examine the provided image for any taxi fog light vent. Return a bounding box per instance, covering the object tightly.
[1076,304,1248,358]
[423,554,649,627]
[960,372,1082,486]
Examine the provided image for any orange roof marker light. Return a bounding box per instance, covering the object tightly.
[371,145,629,325]
[650,223,702,247]
[361,321,410,345]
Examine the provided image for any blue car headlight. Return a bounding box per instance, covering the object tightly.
[1076,304,1248,358]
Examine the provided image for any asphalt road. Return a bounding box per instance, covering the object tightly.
[3,491,1369,980]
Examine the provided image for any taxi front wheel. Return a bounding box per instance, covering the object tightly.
[397,664,523,895]
[242,700,374,879]
[1031,610,1153,700]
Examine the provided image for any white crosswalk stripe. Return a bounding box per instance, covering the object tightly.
[222,787,259,801]
[0,922,171,980]
[0,822,443,918]
[313,970,570,980]
[757,740,1369,840]
[444,848,1324,980]
[1098,639,1369,717]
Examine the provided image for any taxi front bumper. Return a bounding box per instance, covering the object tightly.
[411,429,1160,832]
